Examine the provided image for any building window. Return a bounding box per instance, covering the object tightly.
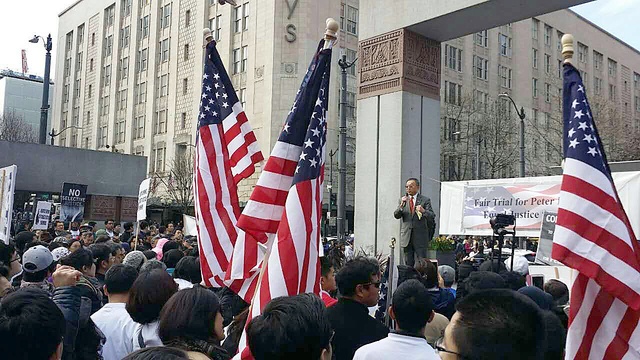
[183,78,188,95]
[161,4,172,29]
[498,65,512,89]
[66,32,73,50]
[155,110,167,134]
[64,57,71,77]
[544,25,552,46]
[234,5,242,33]
[181,112,187,129]
[233,48,241,74]
[444,81,462,106]
[136,82,147,104]
[578,43,588,63]
[241,45,248,72]
[634,72,640,89]
[635,96,640,112]
[532,78,538,98]
[101,95,110,115]
[77,25,84,44]
[159,74,169,97]
[474,30,488,47]
[473,55,488,80]
[594,76,602,95]
[104,65,111,86]
[610,84,617,101]
[185,9,191,27]
[183,44,189,61]
[344,5,358,35]
[209,15,222,41]
[557,59,562,78]
[580,70,588,88]
[532,49,538,69]
[120,57,129,79]
[104,35,113,56]
[443,117,461,142]
[122,0,132,16]
[154,144,166,172]
[90,58,94,71]
[88,84,92,97]
[608,59,617,77]
[445,45,462,72]
[139,48,148,71]
[141,15,150,38]
[76,52,83,72]
[134,146,144,156]
[85,111,91,125]
[545,83,551,102]
[532,18,539,40]
[499,33,511,57]
[135,115,145,138]
[160,39,170,62]
[544,54,551,73]
[105,5,115,27]
[98,124,108,148]
[116,120,125,143]
[119,89,127,110]
[473,89,489,111]
[120,26,130,48]
[71,134,78,148]
[242,2,249,31]
[74,79,81,98]
[63,85,69,103]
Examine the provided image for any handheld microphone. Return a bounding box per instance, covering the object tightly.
[401,192,408,206]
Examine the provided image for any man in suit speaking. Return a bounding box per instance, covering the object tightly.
[393,178,435,266]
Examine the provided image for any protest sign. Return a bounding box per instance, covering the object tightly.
[535,211,563,266]
[60,183,88,223]
[137,178,151,221]
[0,165,17,244]
[32,201,53,230]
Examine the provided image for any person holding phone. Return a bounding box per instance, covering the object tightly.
[394,178,435,267]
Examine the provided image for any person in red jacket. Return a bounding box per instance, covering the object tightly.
[320,256,337,307]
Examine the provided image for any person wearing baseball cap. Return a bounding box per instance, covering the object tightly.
[20,245,55,295]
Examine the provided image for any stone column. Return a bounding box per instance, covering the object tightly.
[354,29,441,260]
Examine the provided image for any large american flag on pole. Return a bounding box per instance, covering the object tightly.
[552,62,640,359]
[232,41,332,359]
[194,41,263,287]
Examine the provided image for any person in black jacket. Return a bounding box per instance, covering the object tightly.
[327,257,388,360]
[59,248,104,314]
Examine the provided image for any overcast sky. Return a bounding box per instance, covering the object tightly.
[0,0,638,79]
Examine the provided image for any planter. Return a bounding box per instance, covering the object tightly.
[427,249,437,260]
[435,251,456,268]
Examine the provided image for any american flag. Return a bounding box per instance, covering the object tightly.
[233,41,332,359]
[194,41,263,287]
[463,183,560,230]
[552,62,640,359]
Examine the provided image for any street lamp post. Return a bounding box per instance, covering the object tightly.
[29,34,53,145]
[337,53,356,241]
[49,126,83,145]
[498,94,526,177]
[325,149,337,239]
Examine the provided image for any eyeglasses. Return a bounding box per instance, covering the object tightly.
[361,281,381,289]
[435,337,466,358]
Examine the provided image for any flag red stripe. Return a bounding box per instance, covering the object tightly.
[250,152,264,163]
[557,210,638,269]
[603,306,640,360]
[297,182,313,293]
[568,273,589,328]
[575,290,615,359]
[263,156,298,175]
[276,210,299,296]
[552,244,640,310]
[259,265,272,313]
[238,216,281,238]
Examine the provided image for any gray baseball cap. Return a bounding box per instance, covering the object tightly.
[22,245,54,273]
[438,265,456,286]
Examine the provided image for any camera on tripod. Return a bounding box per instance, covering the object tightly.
[489,213,516,235]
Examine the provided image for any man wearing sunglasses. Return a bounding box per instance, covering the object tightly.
[353,279,439,360]
[327,257,388,360]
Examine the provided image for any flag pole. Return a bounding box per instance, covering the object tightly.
[133,220,139,251]
[561,34,574,65]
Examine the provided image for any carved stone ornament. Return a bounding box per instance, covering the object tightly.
[255,65,264,79]
[358,29,440,100]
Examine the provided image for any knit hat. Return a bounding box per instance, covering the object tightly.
[51,247,71,262]
[95,229,108,237]
[123,250,147,271]
[22,245,54,273]
[504,256,530,276]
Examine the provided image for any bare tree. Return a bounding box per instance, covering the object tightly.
[0,111,37,143]
[154,151,195,215]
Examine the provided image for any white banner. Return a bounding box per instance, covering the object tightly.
[32,201,53,230]
[137,178,151,221]
[0,165,17,244]
[182,214,197,236]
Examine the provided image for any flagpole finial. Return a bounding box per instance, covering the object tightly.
[203,28,214,45]
[562,34,574,65]
[323,18,339,49]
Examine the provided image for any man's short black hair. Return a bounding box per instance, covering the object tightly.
[501,271,526,291]
[542,310,566,360]
[59,247,93,271]
[139,221,149,230]
[158,286,222,344]
[105,219,114,225]
[173,256,202,284]
[109,242,124,256]
[320,256,333,277]
[95,235,111,244]
[89,243,112,266]
[88,221,97,227]
[124,222,134,231]
[126,270,178,324]
[143,250,157,259]
[414,259,438,288]
[392,279,433,333]
[336,257,380,297]
[247,294,332,360]
[13,231,35,254]
[163,249,183,268]
[407,177,420,186]
[544,279,569,305]
[123,347,189,360]
[158,226,167,234]
[0,288,65,359]
[452,289,546,360]
[162,240,180,254]
[105,264,138,294]
[55,220,64,227]
[463,271,507,295]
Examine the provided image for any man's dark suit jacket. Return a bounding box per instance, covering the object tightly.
[327,298,389,360]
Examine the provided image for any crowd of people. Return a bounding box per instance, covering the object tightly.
[0,216,570,359]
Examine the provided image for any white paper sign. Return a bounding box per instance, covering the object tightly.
[32,201,53,230]
[183,214,197,236]
[137,178,151,221]
[0,165,17,244]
